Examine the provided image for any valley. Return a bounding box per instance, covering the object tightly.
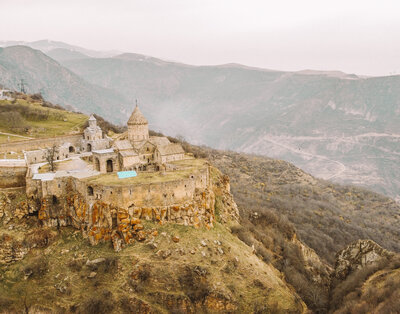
[0,40,399,200]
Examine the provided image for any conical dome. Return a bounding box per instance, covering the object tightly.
[127,105,148,125]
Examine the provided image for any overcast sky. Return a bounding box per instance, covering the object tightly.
[1,0,399,76]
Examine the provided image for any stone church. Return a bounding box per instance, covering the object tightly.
[92,105,185,173]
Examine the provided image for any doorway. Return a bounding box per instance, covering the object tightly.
[106,159,113,173]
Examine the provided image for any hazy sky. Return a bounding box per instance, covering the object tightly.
[1,0,399,76]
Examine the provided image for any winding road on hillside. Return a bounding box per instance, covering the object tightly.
[259,137,347,180]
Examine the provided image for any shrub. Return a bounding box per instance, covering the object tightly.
[24,256,48,279]
[178,266,210,303]
[79,290,114,314]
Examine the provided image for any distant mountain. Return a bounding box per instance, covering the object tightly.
[0,39,122,58]
[60,53,400,200]
[0,46,128,121]
[1,41,399,200]
[46,48,90,62]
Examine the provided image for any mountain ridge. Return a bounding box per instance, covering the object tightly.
[0,45,128,122]
[1,40,400,201]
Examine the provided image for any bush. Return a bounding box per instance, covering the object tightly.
[24,256,48,279]
[23,228,55,248]
[68,259,85,272]
[178,266,210,303]
[79,290,114,314]
[137,264,151,282]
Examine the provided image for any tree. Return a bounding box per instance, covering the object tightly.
[45,145,58,172]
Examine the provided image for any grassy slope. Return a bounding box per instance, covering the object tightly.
[0,96,88,139]
[0,162,305,313]
[330,255,400,313]
[0,223,305,313]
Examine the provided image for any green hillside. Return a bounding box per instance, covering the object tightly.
[0,94,88,139]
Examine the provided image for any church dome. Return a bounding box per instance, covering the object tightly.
[127,105,148,125]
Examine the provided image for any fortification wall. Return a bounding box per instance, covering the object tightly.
[0,134,83,153]
[0,166,27,188]
[26,166,214,250]
[27,167,209,209]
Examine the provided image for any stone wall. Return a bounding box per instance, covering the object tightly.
[0,134,83,153]
[25,166,218,250]
[128,124,149,143]
[161,153,185,164]
[0,166,27,188]
[27,166,209,209]
[24,145,71,164]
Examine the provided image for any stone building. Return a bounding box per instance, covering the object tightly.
[94,105,186,173]
[0,101,231,250]
[80,115,111,153]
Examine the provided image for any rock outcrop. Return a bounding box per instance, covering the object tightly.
[334,239,394,280]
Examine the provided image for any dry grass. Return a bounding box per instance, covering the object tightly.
[0,99,87,138]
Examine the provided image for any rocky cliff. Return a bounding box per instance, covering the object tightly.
[0,166,307,313]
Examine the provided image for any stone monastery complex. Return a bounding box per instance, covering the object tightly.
[0,105,236,250]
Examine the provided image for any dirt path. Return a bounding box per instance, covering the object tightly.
[261,137,347,180]
[0,131,33,140]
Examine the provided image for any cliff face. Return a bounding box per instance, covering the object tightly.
[37,186,217,252]
[0,166,308,313]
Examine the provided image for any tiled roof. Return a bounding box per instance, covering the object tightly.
[157,143,185,156]
[149,136,170,147]
[114,140,133,151]
[127,105,148,125]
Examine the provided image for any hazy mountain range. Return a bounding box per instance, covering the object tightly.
[0,40,399,201]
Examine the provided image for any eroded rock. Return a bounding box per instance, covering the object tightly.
[334,239,394,280]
